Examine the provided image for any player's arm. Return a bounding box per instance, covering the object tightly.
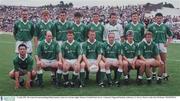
[35,44,42,67]
[15,71,20,89]
[26,58,34,89]
[96,43,103,66]
[34,24,39,48]
[166,26,173,47]
[82,43,89,67]
[13,22,18,40]
[77,44,82,63]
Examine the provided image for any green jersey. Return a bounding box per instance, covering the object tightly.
[87,22,104,42]
[139,41,159,59]
[71,23,87,42]
[121,41,139,58]
[36,40,60,60]
[124,22,145,43]
[61,40,81,59]
[147,23,173,43]
[82,40,102,59]
[102,41,121,59]
[34,20,54,41]
[13,20,34,41]
[13,54,33,71]
[53,20,72,41]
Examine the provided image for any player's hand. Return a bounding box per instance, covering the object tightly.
[25,80,31,89]
[58,61,62,67]
[15,81,20,89]
[164,42,169,47]
[95,61,99,67]
[159,60,164,65]
[37,61,42,67]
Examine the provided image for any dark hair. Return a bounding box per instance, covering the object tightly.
[18,44,27,49]
[88,29,95,34]
[59,10,67,14]
[74,12,82,17]
[93,12,99,16]
[155,13,163,17]
[45,30,52,36]
[131,12,139,17]
[110,12,117,18]
[21,9,28,14]
[67,30,74,34]
[144,31,152,37]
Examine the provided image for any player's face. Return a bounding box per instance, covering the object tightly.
[93,15,99,23]
[145,34,152,43]
[18,46,27,56]
[74,17,81,24]
[67,33,74,42]
[45,32,53,42]
[88,32,96,41]
[59,13,67,22]
[127,35,133,42]
[110,15,117,23]
[21,11,28,22]
[132,14,139,23]
[155,16,163,24]
[42,14,49,22]
[108,34,115,44]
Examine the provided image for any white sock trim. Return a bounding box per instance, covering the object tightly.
[100,68,105,72]
[138,75,143,79]
[147,77,152,80]
[73,71,79,75]
[80,69,85,72]
[57,69,63,74]
[106,70,111,74]
[118,68,123,72]
[124,75,128,79]
[63,71,69,75]
[37,69,43,74]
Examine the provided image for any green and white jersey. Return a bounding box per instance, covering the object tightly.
[124,22,145,43]
[71,22,87,42]
[82,39,102,59]
[87,22,104,42]
[147,23,173,43]
[53,20,72,41]
[34,20,54,41]
[102,41,121,59]
[121,41,139,58]
[61,40,81,59]
[13,54,33,71]
[13,20,34,41]
[36,39,60,60]
[139,40,159,59]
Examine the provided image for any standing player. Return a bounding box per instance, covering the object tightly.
[139,32,164,84]
[9,44,36,89]
[122,30,145,85]
[34,10,54,48]
[71,12,87,42]
[87,12,104,42]
[53,10,72,45]
[81,30,105,87]
[148,13,173,80]
[61,30,82,87]
[13,9,34,54]
[124,12,145,43]
[35,31,62,87]
[104,12,124,41]
[102,32,123,86]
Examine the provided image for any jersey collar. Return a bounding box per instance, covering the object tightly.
[67,40,75,45]
[107,40,115,47]
[126,40,134,46]
[42,20,50,25]
[45,39,52,45]
[155,22,163,26]
[87,39,96,45]
[59,20,66,25]
[20,19,29,25]
[75,22,82,27]
[131,21,139,26]
[142,38,152,46]
[19,54,28,61]
[92,22,100,26]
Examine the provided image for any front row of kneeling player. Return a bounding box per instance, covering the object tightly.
[9,30,165,89]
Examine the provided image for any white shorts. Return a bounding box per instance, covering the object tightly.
[146,58,155,62]
[156,43,167,53]
[66,59,77,65]
[106,58,118,63]
[15,41,32,53]
[41,59,58,67]
[87,59,96,65]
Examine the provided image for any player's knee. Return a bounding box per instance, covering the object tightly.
[80,62,86,69]
[9,71,15,79]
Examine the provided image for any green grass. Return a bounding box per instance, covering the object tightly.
[0,34,180,96]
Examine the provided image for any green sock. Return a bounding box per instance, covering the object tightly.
[37,74,43,84]
[106,73,112,82]
[72,74,78,82]
[56,73,62,83]
[116,71,122,81]
[63,74,69,82]
[80,72,85,84]
[100,72,106,83]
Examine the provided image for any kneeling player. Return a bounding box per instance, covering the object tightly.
[61,30,82,87]
[102,33,123,86]
[81,30,105,87]
[122,30,145,85]
[139,32,164,84]
[35,31,62,87]
[9,44,36,89]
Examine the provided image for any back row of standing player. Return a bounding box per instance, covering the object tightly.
[12,9,173,88]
